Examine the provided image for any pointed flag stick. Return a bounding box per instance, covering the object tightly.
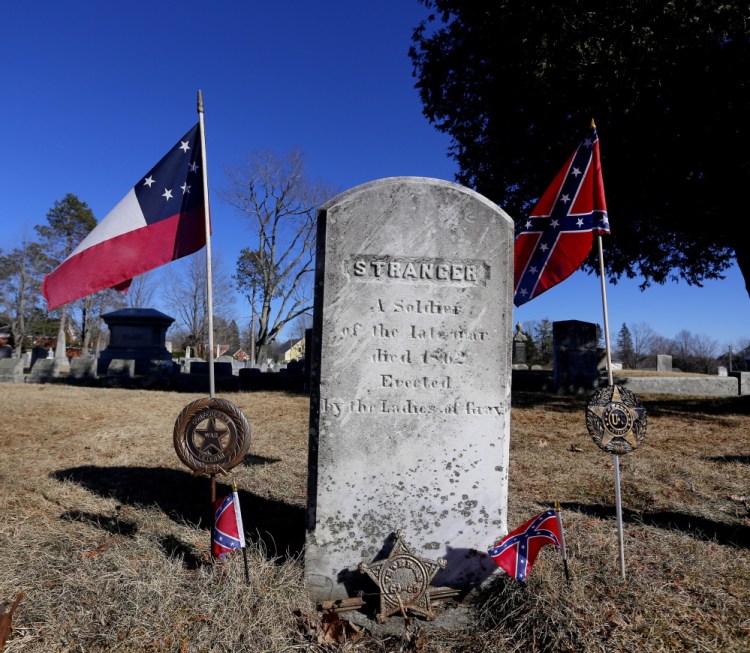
[232,482,251,585]
[555,501,571,583]
[596,224,626,581]
[197,90,216,398]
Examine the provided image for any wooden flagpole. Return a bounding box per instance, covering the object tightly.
[197,90,216,400]
[597,232,626,580]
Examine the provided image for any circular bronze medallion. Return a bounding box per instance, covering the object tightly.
[586,384,647,455]
[173,397,251,474]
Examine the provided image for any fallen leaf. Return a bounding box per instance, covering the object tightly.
[0,591,24,649]
[569,444,583,453]
[80,535,121,560]
[317,610,362,644]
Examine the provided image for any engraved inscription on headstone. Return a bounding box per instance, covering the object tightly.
[305,177,514,601]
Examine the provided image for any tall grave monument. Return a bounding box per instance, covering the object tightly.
[305,177,514,601]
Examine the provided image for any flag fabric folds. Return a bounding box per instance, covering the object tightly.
[488,509,563,582]
[513,124,609,307]
[212,489,246,559]
[42,123,207,310]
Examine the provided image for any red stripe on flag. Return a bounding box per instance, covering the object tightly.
[42,206,205,309]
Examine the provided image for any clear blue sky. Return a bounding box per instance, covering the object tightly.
[3,1,748,351]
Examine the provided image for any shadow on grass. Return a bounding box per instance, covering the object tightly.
[641,395,750,419]
[562,502,750,548]
[158,534,206,569]
[51,465,305,560]
[243,453,282,466]
[60,510,139,537]
[704,454,750,465]
[511,392,588,413]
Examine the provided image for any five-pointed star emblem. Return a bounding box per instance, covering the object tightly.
[194,416,230,455]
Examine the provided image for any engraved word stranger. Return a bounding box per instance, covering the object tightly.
[351,256,489,284]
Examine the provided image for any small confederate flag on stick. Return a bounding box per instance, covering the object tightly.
[212,487,246,559]
[514,121,610,307]
[488,509,563,582]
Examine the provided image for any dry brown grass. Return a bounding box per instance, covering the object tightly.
[1,384,748,652]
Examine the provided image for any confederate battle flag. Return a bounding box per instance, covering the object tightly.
[488,509,563,582]
[212,489,246,559]
[513,122,609,307]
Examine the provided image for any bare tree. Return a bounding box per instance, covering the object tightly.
[629,322,659,370]
[222,149,336,362]
[124,271,159,309]
[532,319,554,366]
[162,253,235,356]
[691,332,721,374]
[672,329,695,360]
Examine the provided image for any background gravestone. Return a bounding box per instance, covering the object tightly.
[28,359,58,384]
[553,320,599,393]
[97,308,174,376]
[305,177,514,601]
[656,354,673,372]
[0,359,24,383]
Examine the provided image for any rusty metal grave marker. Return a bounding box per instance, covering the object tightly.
[173,397,251,475]
[359,530,448,623]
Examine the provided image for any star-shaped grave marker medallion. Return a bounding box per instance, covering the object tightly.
[359,530,447,623]
[193,415,230,457]
[586,385,647,455]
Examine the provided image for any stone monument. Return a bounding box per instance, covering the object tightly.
[553,320,599,393]
[512,322,529,369]
[305,177,514,602]
[656,354,672,372]
[97,308,175,376]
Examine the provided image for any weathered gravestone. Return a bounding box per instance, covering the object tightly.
[0,358,24,383]
[107,358,135,379]
[28,359,59,383]
[656,354,673,372]
[512,322,529,369]
[305,177,514,601]
[69,357,98,382]
[553,320,599,393]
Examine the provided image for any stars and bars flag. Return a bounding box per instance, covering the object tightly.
[212,488,246,559]
[513,123,609,307]
[42,123,208,310]
[488,509,563,582]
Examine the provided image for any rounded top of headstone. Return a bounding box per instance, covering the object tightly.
[320,176,512,221]
[101,308,175,324]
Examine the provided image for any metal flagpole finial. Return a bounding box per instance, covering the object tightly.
[197,90,204,114]
[590,118,596,129]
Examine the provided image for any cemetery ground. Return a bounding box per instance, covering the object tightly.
[0,382,748,653]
